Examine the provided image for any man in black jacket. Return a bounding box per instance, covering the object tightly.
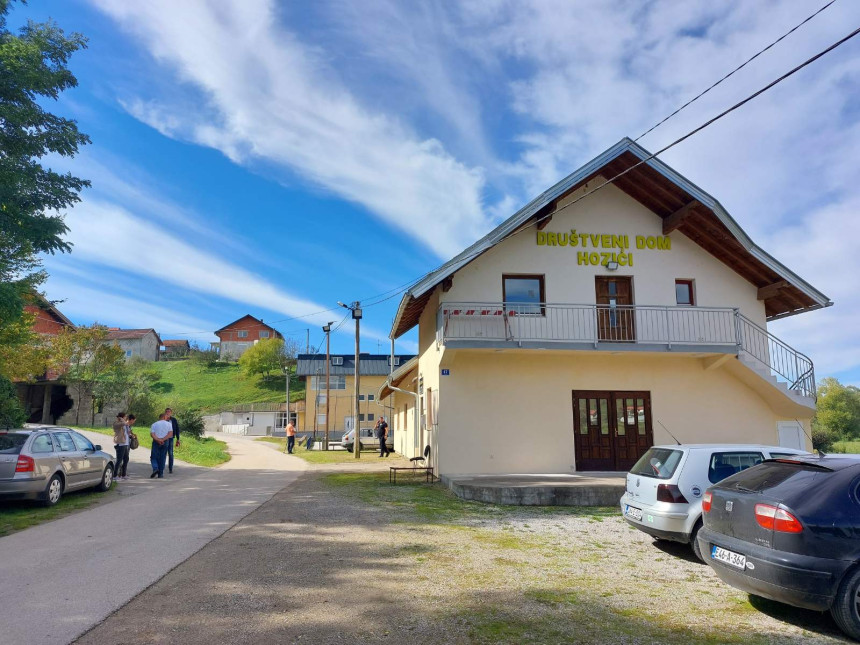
[165,407,181,474]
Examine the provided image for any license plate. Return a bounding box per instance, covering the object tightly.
[625,505,643,521]
[711,545,746,570]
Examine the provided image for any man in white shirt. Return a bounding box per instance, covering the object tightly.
[150,413,174,479]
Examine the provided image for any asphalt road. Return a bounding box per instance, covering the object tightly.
[0,433,306,645]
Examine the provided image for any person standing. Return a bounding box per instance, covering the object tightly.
[376,416,390,457]
[112,412,130,481]
[164,407,181,474]
[150,413,173,478]
[286,419,297,454]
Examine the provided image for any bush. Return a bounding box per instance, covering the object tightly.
[190,348,220,368]
[811,426,836,453]
[176,407,205,439]
[0,375,26,429]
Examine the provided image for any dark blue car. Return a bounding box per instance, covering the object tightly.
[698,455,860,641]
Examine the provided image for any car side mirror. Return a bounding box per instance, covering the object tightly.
[93,445,102,451]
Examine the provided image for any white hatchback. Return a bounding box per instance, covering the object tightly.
[619,444,809,560]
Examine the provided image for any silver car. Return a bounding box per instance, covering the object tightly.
[342,427,393,453]
[0,428,115,506]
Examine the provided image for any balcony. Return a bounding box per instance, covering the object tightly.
[437,302,815,399]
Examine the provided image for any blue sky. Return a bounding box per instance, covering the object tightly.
[10,1,860,384]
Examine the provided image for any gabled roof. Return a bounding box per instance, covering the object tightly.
[296,353,417,377]
[377,356,419,400]
[106,328,163,345]
[28,294,75,330]
[215,314,282,337]
[162,339,190,348]
[391,138,832,338]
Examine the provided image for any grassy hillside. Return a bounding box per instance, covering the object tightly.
[145,360,305,415]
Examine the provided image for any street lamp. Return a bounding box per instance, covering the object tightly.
[339,301,362,459]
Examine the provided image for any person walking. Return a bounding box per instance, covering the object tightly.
[112,412,130,481]
[286,419,297,454]
[164,407,181,474]
[150,413,173,478]
[376,416,390,457]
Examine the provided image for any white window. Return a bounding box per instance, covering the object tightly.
[316,414,326,427]
[237,330,248,338]
[388,357,401,366]
[316,393,327,406]
[367,394,375,402]
[311,375,346,390]
[259,330,270,339]
[331,356,344,366]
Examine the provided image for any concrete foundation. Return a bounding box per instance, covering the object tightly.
[443,473,626,506]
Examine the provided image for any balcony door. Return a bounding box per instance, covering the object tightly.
[572,391,653,471]
[595,276,635,342]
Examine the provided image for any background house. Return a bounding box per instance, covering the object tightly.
[161,339,191,358]
[105,328,162,361]
[296,353,416,437]
[215,315,282,360]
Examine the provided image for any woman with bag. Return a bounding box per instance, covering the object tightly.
[112,412,130,481]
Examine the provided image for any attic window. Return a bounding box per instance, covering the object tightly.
[237,330,248,338]
[331,356,344,366]
[388,357,401,366]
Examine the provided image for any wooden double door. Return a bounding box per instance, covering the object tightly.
[573,390,653,471]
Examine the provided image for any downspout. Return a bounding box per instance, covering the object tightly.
[386,381,420,459]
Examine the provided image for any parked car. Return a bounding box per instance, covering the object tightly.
[0,427,115,507]
[620,444,809,560]
[698,455,860,641]
[342,427,393,453]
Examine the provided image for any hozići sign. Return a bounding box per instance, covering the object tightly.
[536,230,672,266]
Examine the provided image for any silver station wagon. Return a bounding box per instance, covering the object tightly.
[0,428,115,506]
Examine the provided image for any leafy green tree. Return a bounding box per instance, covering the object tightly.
[48,324,125,425]
[239,338,295,379]
[0,308,47,380]
[0,0,89,335]
[0,374,25,428]
[813,377,860,442]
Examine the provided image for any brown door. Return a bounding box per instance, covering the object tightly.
[595,277,635,341]
[573,391,653,471]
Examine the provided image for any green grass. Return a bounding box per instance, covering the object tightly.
[77,427,231,467]
[254,437,385,464]
[0,484,118,537]
[134,360,305,415]
[833,440,860,454]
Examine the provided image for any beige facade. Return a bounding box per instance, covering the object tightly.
[302,373,395,435]
[382,140,830,479]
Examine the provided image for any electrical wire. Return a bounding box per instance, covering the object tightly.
[634,0,837,142]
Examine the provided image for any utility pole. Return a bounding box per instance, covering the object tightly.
[323,322,334,450]
[283,364,291,453]
[338,300,362,459]
[305,329,309,354]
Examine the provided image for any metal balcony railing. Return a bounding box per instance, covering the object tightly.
[437,302,815,399]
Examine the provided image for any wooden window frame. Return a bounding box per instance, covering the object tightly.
[675,279,695,306]
[502,273,546,316]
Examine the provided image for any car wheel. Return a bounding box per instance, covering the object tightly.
[831,566,860,640]
[42,474,63,507]
[96,464,114,492]
[690,521,704,562]
[358,442,364,452]
[345,445,353,453]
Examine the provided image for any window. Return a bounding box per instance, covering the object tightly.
[630,448,683,479]
[237,330,248,338]
[388,356,401,366]
[125,350,132,358]
[259,330,270,339]
[53,432,77,452]
[30,434,54,453]
[311,375,346,390]
[316,393,327,406]
[331,356,344,366]
[316,414,326,427]
[503,274,545,315]
[359,413,375,422]
[675,280,695,306]
[0,433,28,454]
[71,432,95,452]
[367,394,375,402]
[708,451,764,484]
[358,394,376,402]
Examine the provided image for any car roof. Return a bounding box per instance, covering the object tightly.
[651,444,809,452]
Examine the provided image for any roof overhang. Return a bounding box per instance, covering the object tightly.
[390,138,832,338]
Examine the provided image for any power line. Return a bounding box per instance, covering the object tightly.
[634,0,837,142]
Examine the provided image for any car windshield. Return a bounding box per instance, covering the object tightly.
[0,433,28,454]
[630,448,683,479]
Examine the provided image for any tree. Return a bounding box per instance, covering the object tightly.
[0,0,89,338]
[0,374,25,428]
[48,325,125,425]
[813,377,860,442]
[0,308,48,381]
[239,338,298,379]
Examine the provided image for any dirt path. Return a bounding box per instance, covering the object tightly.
[75,459,849,645]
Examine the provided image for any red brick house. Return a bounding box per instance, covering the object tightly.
[24,294,75,336]
[215,315,283,360]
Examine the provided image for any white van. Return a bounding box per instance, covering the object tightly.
[619,444,809,560]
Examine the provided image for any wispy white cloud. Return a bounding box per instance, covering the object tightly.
[89,0,492,258]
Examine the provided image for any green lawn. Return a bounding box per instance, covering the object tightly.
[833,440,860,454]
[137,360,305,415]
[78,427,231,467]
[0,484,118,537]
[253,437,382,464]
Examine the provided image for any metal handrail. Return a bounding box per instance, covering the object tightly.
[437,302,816,399]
